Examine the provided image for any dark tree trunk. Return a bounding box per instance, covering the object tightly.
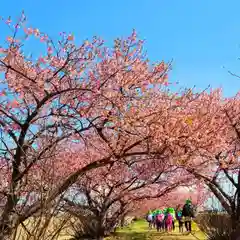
[120,215,126,227]
[206,181,240,231]
[95,215,105,240]
[0,213,16,240]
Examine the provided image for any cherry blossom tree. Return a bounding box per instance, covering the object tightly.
[0,13,226,239]
[0,13,199,238]
[63,158,191,239]
[130,184,207,218]
[174,91,240,229]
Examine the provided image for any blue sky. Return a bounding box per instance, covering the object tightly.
[1,0,240,96]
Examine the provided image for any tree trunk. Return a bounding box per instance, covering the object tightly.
[120,215,125,227]
[230,214,240,230]
[0,217,13,240]
[231,170,240,231]
[95,216,105,240]
[96,237,104,240]
[0,228,12,240]
[206,182,240,231]
[0,213,20,240]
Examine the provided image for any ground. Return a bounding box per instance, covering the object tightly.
[108,219,206,240]
[15,217,206,239]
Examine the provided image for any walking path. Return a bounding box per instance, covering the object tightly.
[110,219,206,240]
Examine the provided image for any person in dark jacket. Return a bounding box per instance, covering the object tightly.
[176,210,184,233]
[182,199,194,232]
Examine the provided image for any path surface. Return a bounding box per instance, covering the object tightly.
[109,220,206,240]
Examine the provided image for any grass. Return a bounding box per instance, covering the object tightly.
[107,219,206,240]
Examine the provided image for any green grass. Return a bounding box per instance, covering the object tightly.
[107,219,206,240]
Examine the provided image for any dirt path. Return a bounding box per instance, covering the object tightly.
[111,220,206,240]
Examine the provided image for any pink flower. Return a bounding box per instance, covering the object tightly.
[6,19,11,25]
[6,36,13,43]
[47,46,53,54]
[68,34,74,41]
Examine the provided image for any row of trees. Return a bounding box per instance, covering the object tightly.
[0,13,239,239]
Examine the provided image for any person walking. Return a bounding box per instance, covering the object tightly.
[176,209,184,233]
[155,210,165,232]
[182,199,194,232]
[168,208,176,231]
[146,210,154,229]
[152,209,158,228]
[163,208,168,231]
[165,209,173,232]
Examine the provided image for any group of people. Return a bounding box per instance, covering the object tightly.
[146,199,195,233]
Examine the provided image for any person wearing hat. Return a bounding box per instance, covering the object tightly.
[155,209,165,231]
[176,209,184,233]
[146,210,154,229]
[163,208,168,231]
[152,209,158,228]
[165,208,174,232]
[182,199,194,232]
[168,207,176,231]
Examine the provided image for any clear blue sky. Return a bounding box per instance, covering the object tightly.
[2,0,240,96]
